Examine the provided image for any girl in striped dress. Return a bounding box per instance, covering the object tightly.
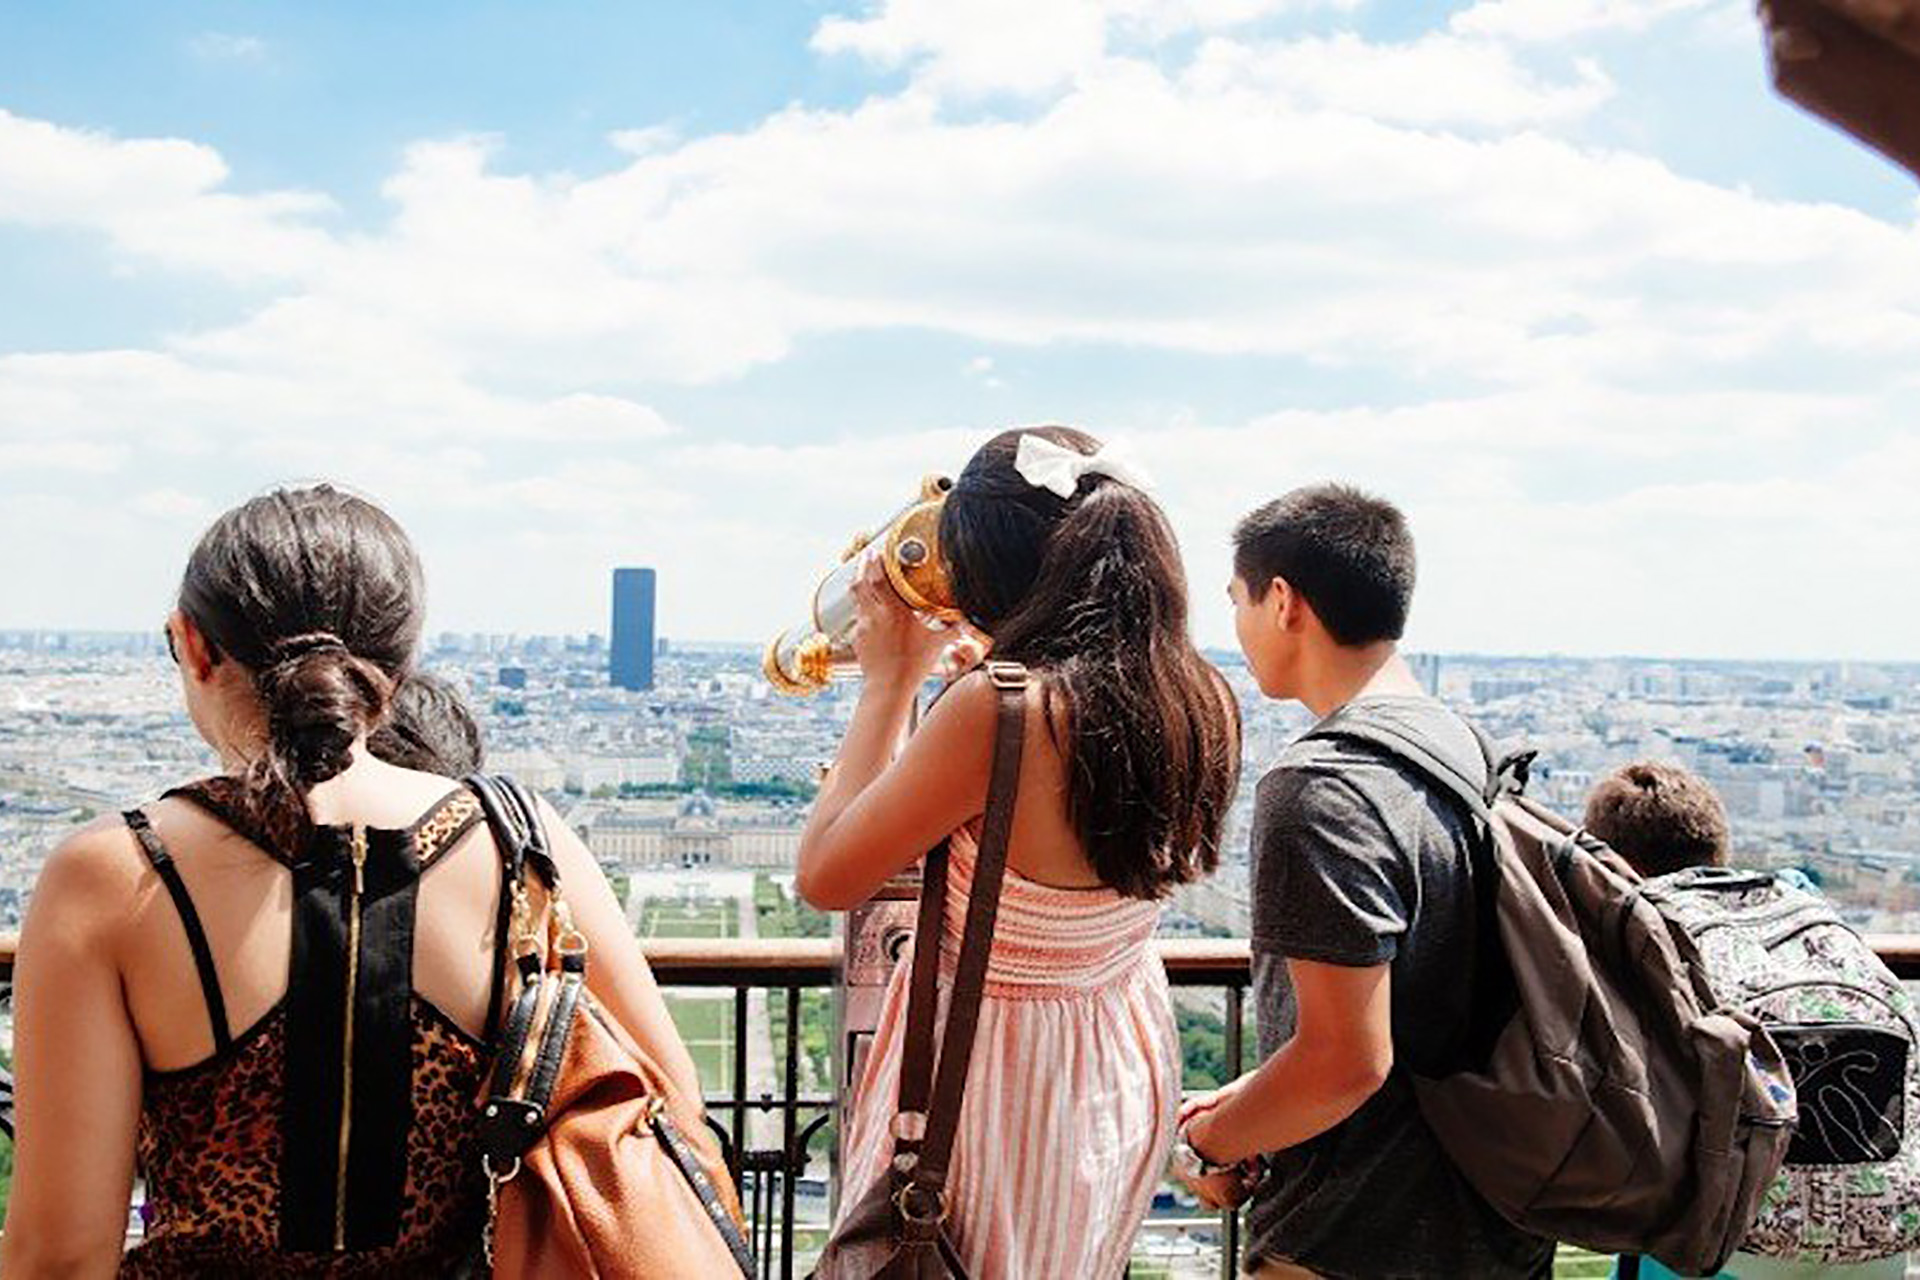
[798,426,1241,1278]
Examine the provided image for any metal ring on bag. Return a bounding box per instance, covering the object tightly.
[483,1154,522,1185]
[893,1181,949,1225]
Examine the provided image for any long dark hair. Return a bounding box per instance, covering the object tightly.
[178,484,424,845]
[939,426,1239,899]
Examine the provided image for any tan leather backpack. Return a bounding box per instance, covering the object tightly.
[468,774,754,1279]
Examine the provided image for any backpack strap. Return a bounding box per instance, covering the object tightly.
[124,808,233,1055]
[889,661,1028,1226]
[1302,712,1494,821]
[465,773,559,1043]
[1299,705,1519,1074]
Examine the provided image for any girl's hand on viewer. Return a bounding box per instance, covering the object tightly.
[849,552,949,687]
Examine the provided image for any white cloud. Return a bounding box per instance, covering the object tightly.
[814,0,1111,96]
[0,0,1915,659]
[0,109,334,281]
[130,489,211,520]
[964,355,1006,387]
[531,394,676,442]
[1187,33,1615,127]
[811,0,1350,96]
[0,347,679,459]
[1449,0,1722,43]
[5,29,1914,397]
[0,438,126,473]
[810,0,1367,95]
[187,32,269,63]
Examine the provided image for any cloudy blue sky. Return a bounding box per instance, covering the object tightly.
[1,0,1915,659]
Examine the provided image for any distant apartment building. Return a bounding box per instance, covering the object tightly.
[568,753,681,792]
[1471,677,1540,703]
[485,749,567,792]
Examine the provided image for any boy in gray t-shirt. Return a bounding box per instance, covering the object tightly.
[1172,484,1552,1279]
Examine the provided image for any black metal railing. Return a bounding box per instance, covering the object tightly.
[643,937,1262,1278]
[646,939,840,1280]
[1,935,1916,1276]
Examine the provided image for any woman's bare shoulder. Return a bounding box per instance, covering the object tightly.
[28,814,147,936]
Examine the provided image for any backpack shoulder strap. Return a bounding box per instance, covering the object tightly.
[465,773,559,1043]
[1300,706,1502,825]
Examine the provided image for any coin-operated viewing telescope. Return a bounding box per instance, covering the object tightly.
[763,474,962,695]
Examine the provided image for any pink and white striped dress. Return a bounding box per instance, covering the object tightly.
[837,831,1180,1279]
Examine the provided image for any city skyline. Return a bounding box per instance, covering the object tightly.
[3,625,1919,671]
[4,639,1914,924]
[3,2,1918,660]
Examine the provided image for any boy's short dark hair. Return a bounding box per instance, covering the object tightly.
[1232,483,1415,646]
[1583,762,1730,879]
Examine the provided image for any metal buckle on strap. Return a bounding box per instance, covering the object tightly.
[894,1180,950,1225]
[984,661,1027,691]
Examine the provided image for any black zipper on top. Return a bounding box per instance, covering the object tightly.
[281,820,424,1253]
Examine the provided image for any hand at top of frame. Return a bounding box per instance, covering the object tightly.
[1760,0,1920,178]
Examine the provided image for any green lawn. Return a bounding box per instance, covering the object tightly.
[1554,1246,1618,1278]
[637,895,739,939]
[665,993,737,1091]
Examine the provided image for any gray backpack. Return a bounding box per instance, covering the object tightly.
[1306,706,1797,1276]
[1642,867,1920,1263]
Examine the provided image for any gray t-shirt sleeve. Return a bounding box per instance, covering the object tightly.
[1250,766,1410,966]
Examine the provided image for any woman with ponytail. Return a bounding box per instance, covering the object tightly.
[800,427,1240,1277]
[3,485,697,1276]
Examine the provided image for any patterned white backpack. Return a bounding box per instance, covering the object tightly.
[1642,866,1920,1264]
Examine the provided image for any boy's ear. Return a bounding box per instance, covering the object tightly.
[1265,575,1297,630]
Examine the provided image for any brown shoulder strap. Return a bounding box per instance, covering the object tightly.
[891,836,949,1163]
[889,662,1028,1204]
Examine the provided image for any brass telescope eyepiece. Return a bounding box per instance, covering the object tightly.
[764,473,959,695]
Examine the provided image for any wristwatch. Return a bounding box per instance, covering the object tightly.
[1171,1121,1244,1182]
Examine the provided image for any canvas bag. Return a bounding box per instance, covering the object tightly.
[1641,866,1920,1263]
[811,662,1030,1280]
[1302,704,1796,1276]
[466,773,755,1279]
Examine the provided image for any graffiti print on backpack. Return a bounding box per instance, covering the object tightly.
[1643,867,1920,1265]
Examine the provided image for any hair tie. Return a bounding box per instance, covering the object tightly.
[265,632,349,667]
[1013,433,1155,500]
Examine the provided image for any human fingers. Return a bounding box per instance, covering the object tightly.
[1177,1092,1217,1125]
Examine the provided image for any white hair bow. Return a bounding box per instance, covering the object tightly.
[1012,432,1154,500]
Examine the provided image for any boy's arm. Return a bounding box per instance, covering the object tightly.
[1174,766,1406,1199]
[1184,957,1394,1164]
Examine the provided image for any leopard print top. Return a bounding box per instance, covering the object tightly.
[121,787,491,1278]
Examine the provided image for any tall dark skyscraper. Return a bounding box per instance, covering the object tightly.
[610,567,656,691]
